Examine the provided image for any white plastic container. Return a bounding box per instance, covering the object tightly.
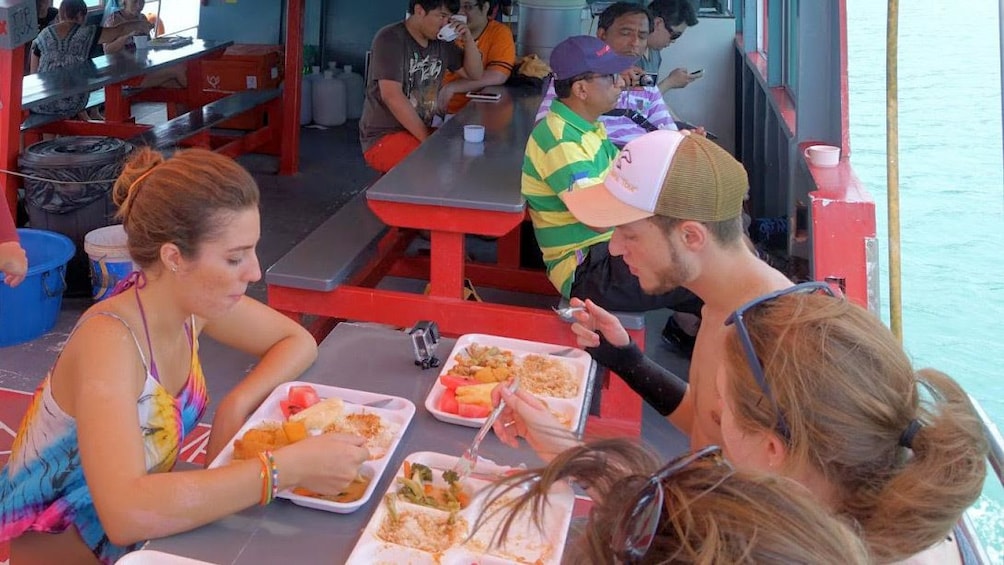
[300,74,313,125]
[341,65,365,120]
[84,224,137,301]
[312,73,347,127]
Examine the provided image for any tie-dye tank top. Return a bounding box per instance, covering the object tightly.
[0,311,208,564]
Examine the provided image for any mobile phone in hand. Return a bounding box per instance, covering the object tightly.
[675,119,718,141]
[689,69,704,78]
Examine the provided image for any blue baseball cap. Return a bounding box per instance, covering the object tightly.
[549,36,637,80]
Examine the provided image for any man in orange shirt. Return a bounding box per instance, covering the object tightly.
[437,0,515,115]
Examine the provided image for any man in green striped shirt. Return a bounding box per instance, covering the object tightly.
[523,36,699,318]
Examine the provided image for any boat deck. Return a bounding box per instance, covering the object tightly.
[0,110,691,474]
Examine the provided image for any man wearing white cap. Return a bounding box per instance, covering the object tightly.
[557,129,793,448]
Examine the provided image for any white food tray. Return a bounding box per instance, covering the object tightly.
[425,334,592,429]
[116,550,215,564]
[208,381,415,513]
[345,451,574,565]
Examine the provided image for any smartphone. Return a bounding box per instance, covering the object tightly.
[689,69,704,77]
[465,90,502,102]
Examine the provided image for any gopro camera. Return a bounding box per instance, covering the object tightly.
[409,320,441,370]
[639,72,658,87]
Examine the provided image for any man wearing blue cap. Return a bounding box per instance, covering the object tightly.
[522,35,697,331]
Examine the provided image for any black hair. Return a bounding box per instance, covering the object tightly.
[647,0,699,27]
[554,72,595,99]
[409,0,460,15]
[598,1,653,34]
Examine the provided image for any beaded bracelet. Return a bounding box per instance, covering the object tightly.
[257,450,279,505]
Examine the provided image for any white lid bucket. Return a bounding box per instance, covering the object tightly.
[84,224,137,301]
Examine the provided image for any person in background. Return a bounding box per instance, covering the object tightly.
[102,0,187,89]
[29,0,153,116]
[437,0,515,116]
[359,0,484,174]
[475,439,871,564]
[0,199,27,288]
[36,0,58,31]
[642,0,701,93]
[0,148,369,564]
[534,2,678,148]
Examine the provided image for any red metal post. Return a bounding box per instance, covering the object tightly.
[279,0,303,175]
[0,45,24,220]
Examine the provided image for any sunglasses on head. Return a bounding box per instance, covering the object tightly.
[610,445,732,563]
[724,281,838,441]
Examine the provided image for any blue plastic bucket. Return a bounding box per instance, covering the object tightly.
[84,224,136,301]
[0,228,75,347]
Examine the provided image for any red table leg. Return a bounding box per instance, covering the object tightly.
[428,230,465,298]
[0,46,24,220]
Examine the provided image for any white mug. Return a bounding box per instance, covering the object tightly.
[437,23,460,41]
[804,144,840,167]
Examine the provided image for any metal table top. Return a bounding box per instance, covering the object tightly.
[145,322,593,564]
[366,86,543,213]
[22,39,232,111]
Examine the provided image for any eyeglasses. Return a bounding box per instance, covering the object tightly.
[724,281,837,441]
[583,73,620,84]
[459,1,479,11]
[610,445,731,563]
[669,29,684,41]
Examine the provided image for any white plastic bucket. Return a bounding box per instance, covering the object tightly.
[84,225,136,301]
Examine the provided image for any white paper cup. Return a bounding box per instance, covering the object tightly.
[133,35,150,49]
[437,23,460,41]
[463,124,485,143]
[451,14,467,23]
[804,144,840,167]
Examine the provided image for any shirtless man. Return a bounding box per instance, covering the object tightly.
[493,129,791,449]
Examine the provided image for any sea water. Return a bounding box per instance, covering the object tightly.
[847,0,1004,559]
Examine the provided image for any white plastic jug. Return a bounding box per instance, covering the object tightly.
[341,65,365,120]
[300,74,313,125]
[312,74,347,127]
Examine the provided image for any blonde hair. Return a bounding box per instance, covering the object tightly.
[723,293,987,562]
[473,439,871,564]
[112,147,260,269]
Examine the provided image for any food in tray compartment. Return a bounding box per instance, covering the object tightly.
[291,475,371,503]
[395,461,472,512]
[377,499,469,553]
[465,492,556,562]
[517,354,578,398]
[232,421,307,459]
[449,343,516,383]
[290,397,396,459]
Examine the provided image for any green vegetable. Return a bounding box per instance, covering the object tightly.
[442,469,460,485]
[411,462,433,483]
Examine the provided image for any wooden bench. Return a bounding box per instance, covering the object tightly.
[20,89,106,132]
[128,88,281,151]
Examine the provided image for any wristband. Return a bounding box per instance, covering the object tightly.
[586,334,688,416]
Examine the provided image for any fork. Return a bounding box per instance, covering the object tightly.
[452,378,521,481]
[552,305,586,319]
[342,397,397,409]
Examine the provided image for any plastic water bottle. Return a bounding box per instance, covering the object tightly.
[341,65,365,120]
[312,71,347,126]
[300,73,313,125]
